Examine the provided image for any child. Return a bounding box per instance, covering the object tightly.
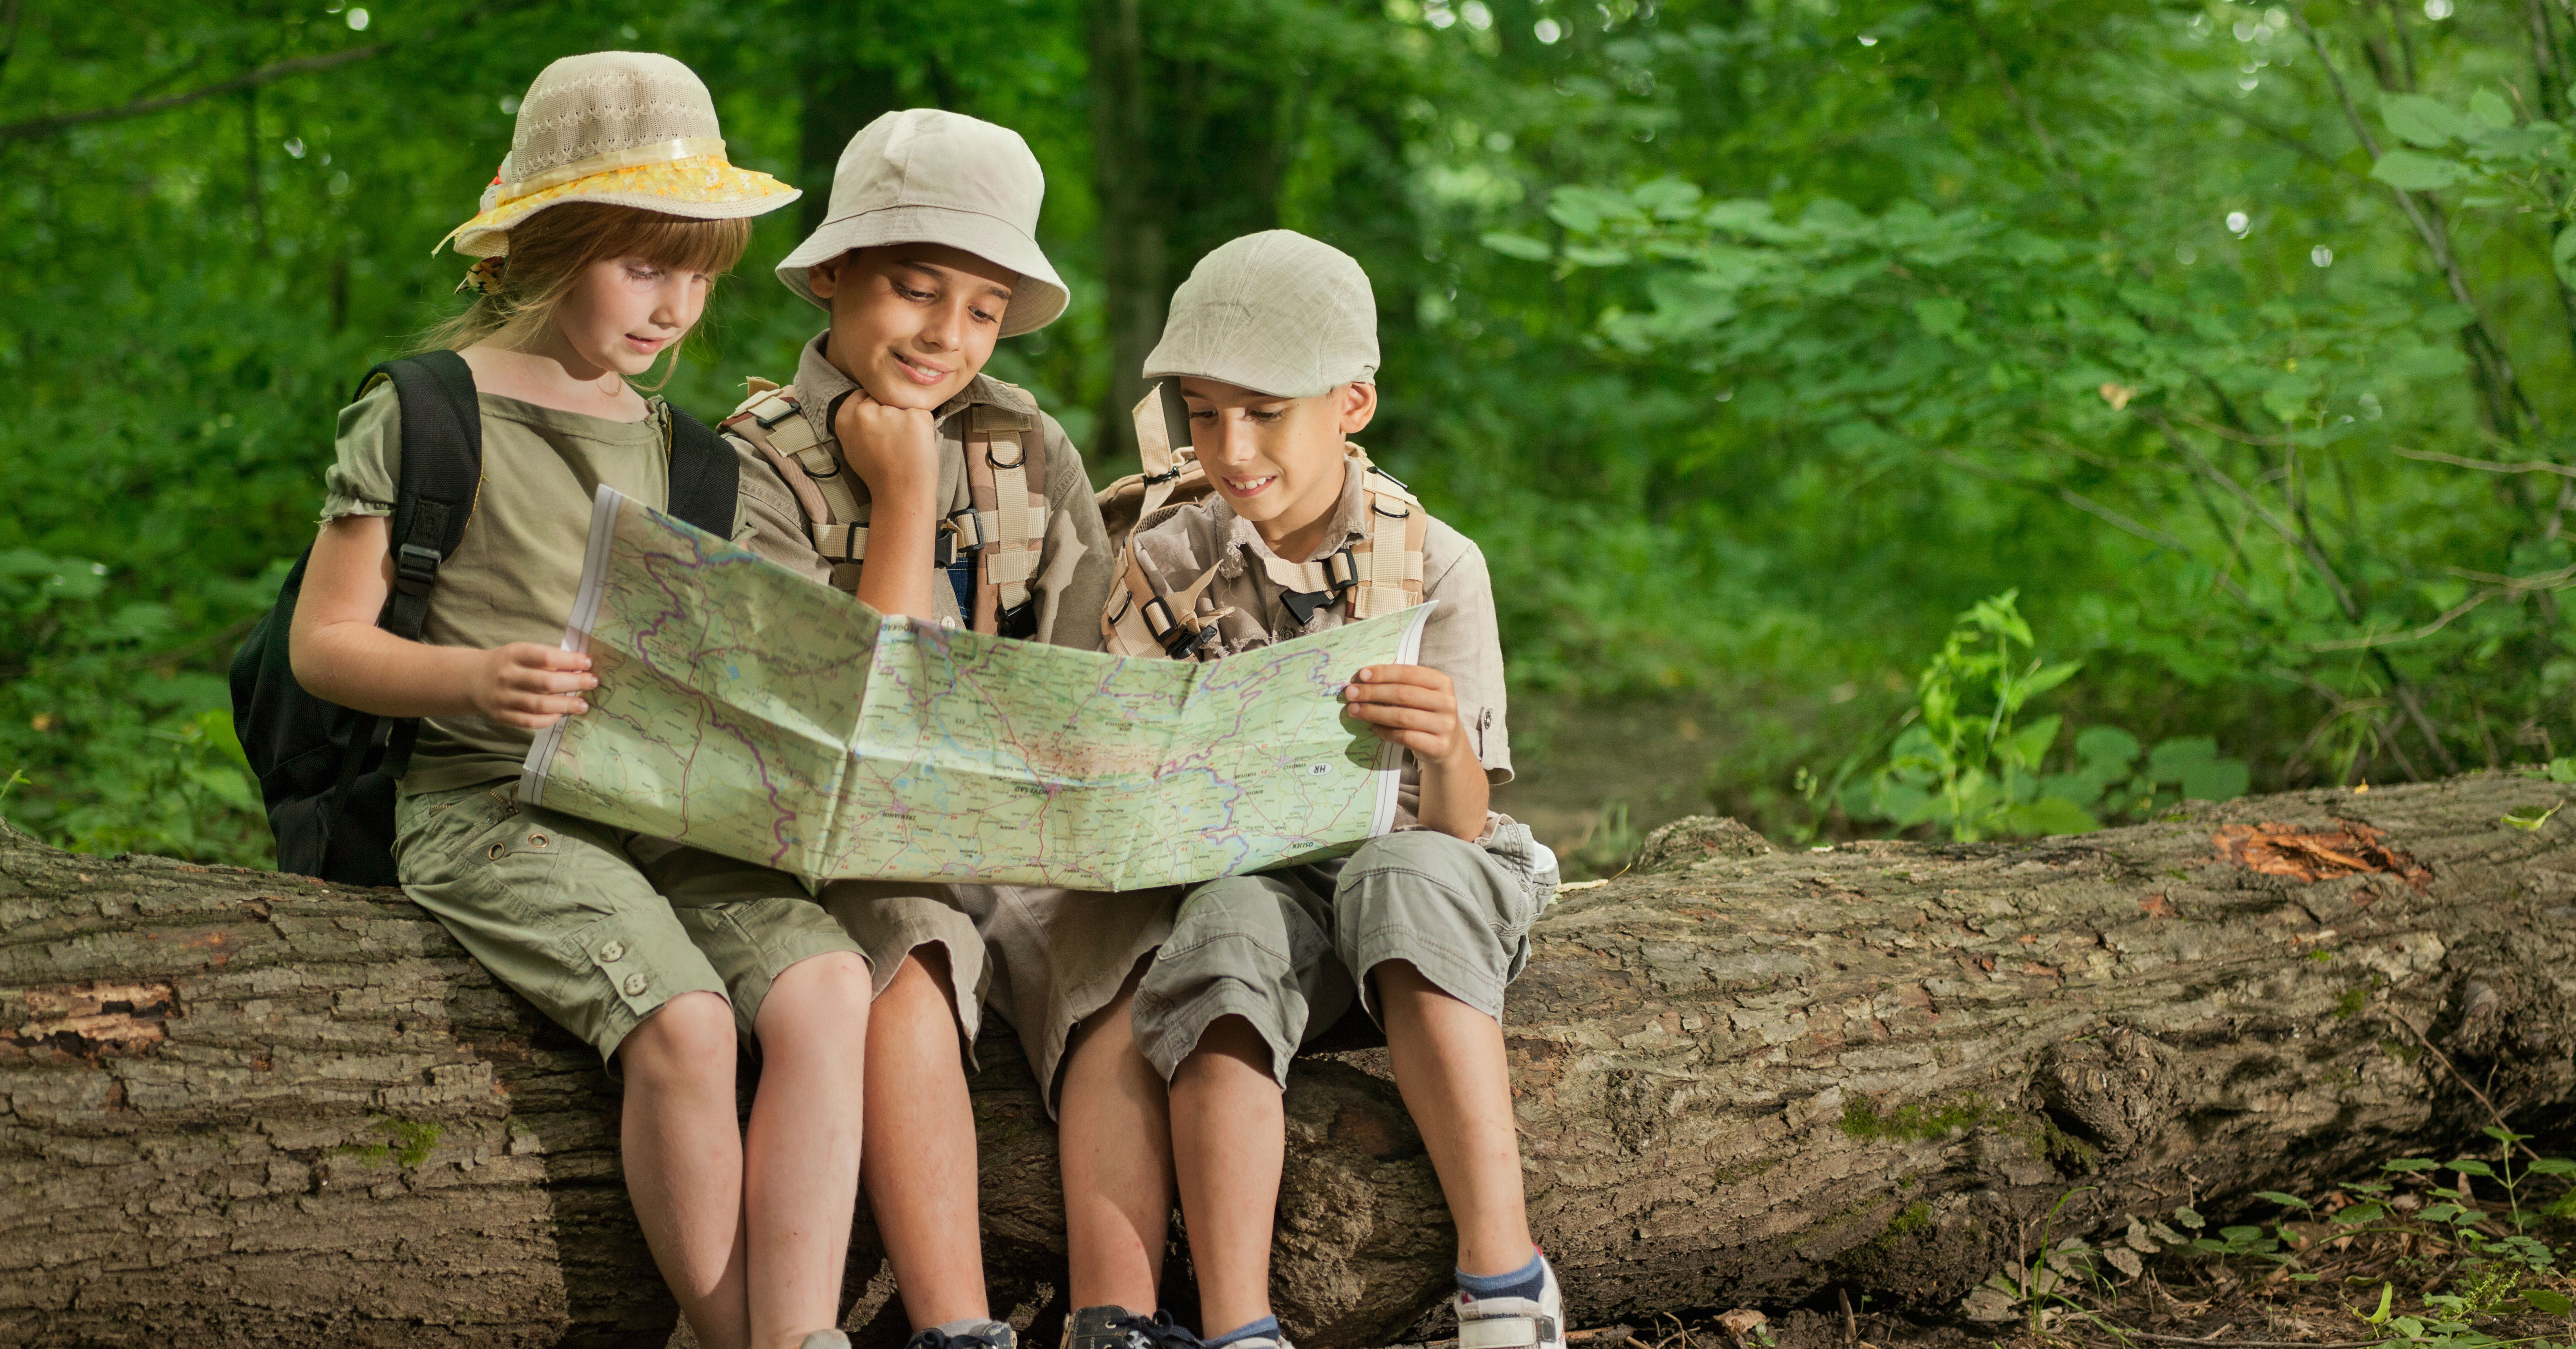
[646,108,1181,1349]
[1059,231,1564,1349]
[287,52,873,1349]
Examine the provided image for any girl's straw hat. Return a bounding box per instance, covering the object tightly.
[775,109,1069,338]
[439,51,799,257]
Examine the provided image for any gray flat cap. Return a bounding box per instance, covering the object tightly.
[1143,230,1378,398]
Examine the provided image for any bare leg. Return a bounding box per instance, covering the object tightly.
[1059,970,1172,1312]
[862,950,990,1329]
[1373,961,1533,1275]
[1168,1015,1282,1337]
[621,990,753,1349]
[746,951,874,1349]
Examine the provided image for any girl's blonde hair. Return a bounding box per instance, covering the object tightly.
[418,203,754,385]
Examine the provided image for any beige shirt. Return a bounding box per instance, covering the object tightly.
[1126,457,1513,831]
[729,333,1114,650]
[321,383,713,796]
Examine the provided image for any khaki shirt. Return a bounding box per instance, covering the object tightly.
[1127,456,1514,832]
[321,385,724,796]
[730,334,1113,649]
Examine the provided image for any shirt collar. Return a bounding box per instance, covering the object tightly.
[1209,454,1371,569]
[792,331,1037,443]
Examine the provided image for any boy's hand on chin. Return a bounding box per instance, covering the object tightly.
[836,390,942,499]
[1343,664,1474,764]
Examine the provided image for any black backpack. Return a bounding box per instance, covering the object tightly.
[228,351,740,886]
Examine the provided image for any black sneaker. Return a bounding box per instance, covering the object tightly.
[906,1321,1018,1349]
[1065,1307,1203,1349]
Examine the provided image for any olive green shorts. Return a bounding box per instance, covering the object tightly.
[1131,824,1558,1089]
[394,783,864,1069]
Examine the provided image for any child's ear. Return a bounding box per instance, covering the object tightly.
[808,250,853,301]
[1338,382,1379,435]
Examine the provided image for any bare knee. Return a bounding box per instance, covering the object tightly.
[619,990,736,1085]
[879,948,956,1017]
[756,949,872,1046]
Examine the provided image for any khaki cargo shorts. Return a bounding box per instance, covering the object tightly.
[1131,824,1557,1088]
[633,851,1182,1115]
[394,783,864,1069]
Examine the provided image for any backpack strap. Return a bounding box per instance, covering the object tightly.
[961,404,1048,635]
[1349,464,1427,619]
[723,385,880,590]
[1103,516,1233,662]
[665,406,739,540]
[338,351,484,794]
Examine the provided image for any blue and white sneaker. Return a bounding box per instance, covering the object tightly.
[1452,1255,1566,1349]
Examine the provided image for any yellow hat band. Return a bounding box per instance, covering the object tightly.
[499,136,729,204]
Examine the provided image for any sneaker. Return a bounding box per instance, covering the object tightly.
[801,1335,852,1349]
[905,1321,1018,1349]
[1452,1255,1566,1349]
[1066,1307,1204,1349]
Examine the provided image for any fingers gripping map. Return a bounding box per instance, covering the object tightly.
[520,488,1432,889]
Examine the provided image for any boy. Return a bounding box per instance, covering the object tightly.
[644,109,1181,1349]
[1060,231,1563,1349]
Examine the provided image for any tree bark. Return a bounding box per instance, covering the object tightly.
[1087,0,1164,467]
[5,774,2574,1347]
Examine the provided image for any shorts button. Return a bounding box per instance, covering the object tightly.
[600,940,626,963]
[622,972,649,997]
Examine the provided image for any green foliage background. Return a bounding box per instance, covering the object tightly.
[6,0,2574,864]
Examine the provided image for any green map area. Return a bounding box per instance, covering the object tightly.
[519,488,1431,889]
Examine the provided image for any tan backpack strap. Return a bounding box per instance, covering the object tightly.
[960,405,1048,634]
[1102,530,1231,661]
[1129,389,1194,519]
[724,385,871,575]
[1349,468,1427,619]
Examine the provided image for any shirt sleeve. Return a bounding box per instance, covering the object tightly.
[1037,410,1116,652]
[1416,530,1513,785]
[729,434,837,588]
[318,378,402,522]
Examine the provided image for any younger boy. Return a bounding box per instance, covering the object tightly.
[1059,231,1563,1349]
[644,108,1180,1349]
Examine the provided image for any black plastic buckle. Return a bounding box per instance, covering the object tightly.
[1323,546,1359,592]
[394,544,442,596]
[998,597,1039,640]
[1142,466,1183,485]
[945,507,987,554]
[1160,622,1220,659]
[934,526,957,567]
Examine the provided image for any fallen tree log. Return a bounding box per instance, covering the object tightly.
[5,774,2573,1347]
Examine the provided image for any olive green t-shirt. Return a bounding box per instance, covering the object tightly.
[318,380,679,796]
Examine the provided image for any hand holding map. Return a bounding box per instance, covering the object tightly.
[520,487,1432,889]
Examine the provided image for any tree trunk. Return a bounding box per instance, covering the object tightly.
[6,774,2573,1347]
[1087,0,1163,467]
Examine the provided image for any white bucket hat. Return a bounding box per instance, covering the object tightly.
[438,51,799,258]
[774,109,1070,338]
[1144,230,1378,399]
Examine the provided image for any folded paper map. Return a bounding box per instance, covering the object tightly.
[519,487,1433,889]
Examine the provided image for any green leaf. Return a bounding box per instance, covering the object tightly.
[2469,89,2514,129]
[2333,1201,2387,1225]
[1913,296,1968,337]
[2000,795,2102,837]
[2254,1191,2314,1210]
[2384,1157,2442,1173]
[2180,757,2250,803]
[2004,714,2063,767]
[2552,228,2576,292]
[2526,1159,2576,1176]
[2522,1289,2573,1316]
[2075,725,2141,771]
[1480,232,1553,261]
[2371,149,2470,190]
[2449,1159,2495,1177]
[2382,93,2474,148]
[2370,1283,2395,1325]
[2173,1205,2205,1229]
